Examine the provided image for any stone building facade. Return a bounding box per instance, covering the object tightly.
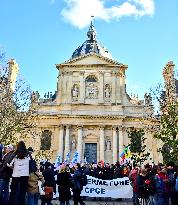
[30,23,161,164]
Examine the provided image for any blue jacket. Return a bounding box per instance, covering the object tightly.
[73,169,82,190]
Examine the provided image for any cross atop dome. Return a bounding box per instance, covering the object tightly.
[87,16,96,42]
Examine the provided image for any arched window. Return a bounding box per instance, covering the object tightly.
[40,130,52,150]
[85,75,97,83]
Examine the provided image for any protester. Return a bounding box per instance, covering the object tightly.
[136,168,151,205]
[103,163,114,180]
[0,144,3,163]
[72,163,86,205]
[27,169,44,205]
[56,165,72,205]
[172,167,178,205]
[153,166,169,205]
[114,162,123,178]
[166,162,175,205]
[1,140,178,205]
[41,161,56,205]
[93,161,104,179]
[129,166,139,205]
[0,144,14,205]
[8,141,30,205]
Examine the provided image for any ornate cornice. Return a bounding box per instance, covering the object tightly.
[58,64,122,69]
[99,125,105,130]
[57,114,125,120]
[77,125,83,130]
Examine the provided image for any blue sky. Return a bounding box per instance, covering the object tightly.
[0,0,178,99]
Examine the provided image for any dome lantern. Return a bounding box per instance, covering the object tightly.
[71,21,112,59]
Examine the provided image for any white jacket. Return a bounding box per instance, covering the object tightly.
[10,156,30,177]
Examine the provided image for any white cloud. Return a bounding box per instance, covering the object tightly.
[61,0,155,29]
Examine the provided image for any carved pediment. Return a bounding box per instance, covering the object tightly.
[57,53,122,67]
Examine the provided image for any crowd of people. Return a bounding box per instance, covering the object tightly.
[129,163,178,205]
[0,141,178,205]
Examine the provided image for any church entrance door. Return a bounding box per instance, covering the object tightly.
[84,143,97,163]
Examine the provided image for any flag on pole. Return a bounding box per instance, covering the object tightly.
[71,151,80,164]
[124,146,131,159]
[100,160,104,167]
[120,146,131,162]
[54,153,61,168]
[64,151,71,163]
[120,151,126,160]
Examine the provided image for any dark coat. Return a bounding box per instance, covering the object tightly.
[102,167,114,180]
[72,169,83,190]
[114,166,123,178]
[0,151,15,179]
[93,166,103,179]
[42,168,56,192]
[57,171,72,201]
[136,174,149,198]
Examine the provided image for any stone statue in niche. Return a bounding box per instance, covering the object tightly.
[31,92,36,103]
[71,138,77,150]
[72,84,79,100]
[31,91,40,103]
[104,84,111,98]
[144,92,152,105]
[86,82,98,98]
[106,140,111,151]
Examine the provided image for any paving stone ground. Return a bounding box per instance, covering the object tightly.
[39,198,133,205]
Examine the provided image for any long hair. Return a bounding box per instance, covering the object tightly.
[15,141,28,159]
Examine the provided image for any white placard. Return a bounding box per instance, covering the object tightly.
[81,176,133,198]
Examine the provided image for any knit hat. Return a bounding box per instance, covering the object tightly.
[6,144,14,151]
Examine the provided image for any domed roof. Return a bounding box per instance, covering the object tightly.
[71,22,112,59]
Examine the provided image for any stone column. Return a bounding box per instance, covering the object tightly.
[99,71,104,103]
[77,126,83,161]
[79,71,85,103]
[58,125,64,162]
[120,70,126,102]
[56,72,62,103]
[146,131,154,163]
[116,72,121,104]
[62,71,67,103]
[64,125,70,159]
[99,126,105,161]
[118,126,124,156]
[111,71,116,104]
[112,126,118,163]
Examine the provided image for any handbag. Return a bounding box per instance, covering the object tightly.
[33,172,45,195]
[44,186,54,199]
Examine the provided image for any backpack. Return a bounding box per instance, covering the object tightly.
[154,175,165,194]
[141,179,153,197]
[168,172,174,185]
[44,186,53,199]
[175,177,178,192]
[81,172,87,187]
